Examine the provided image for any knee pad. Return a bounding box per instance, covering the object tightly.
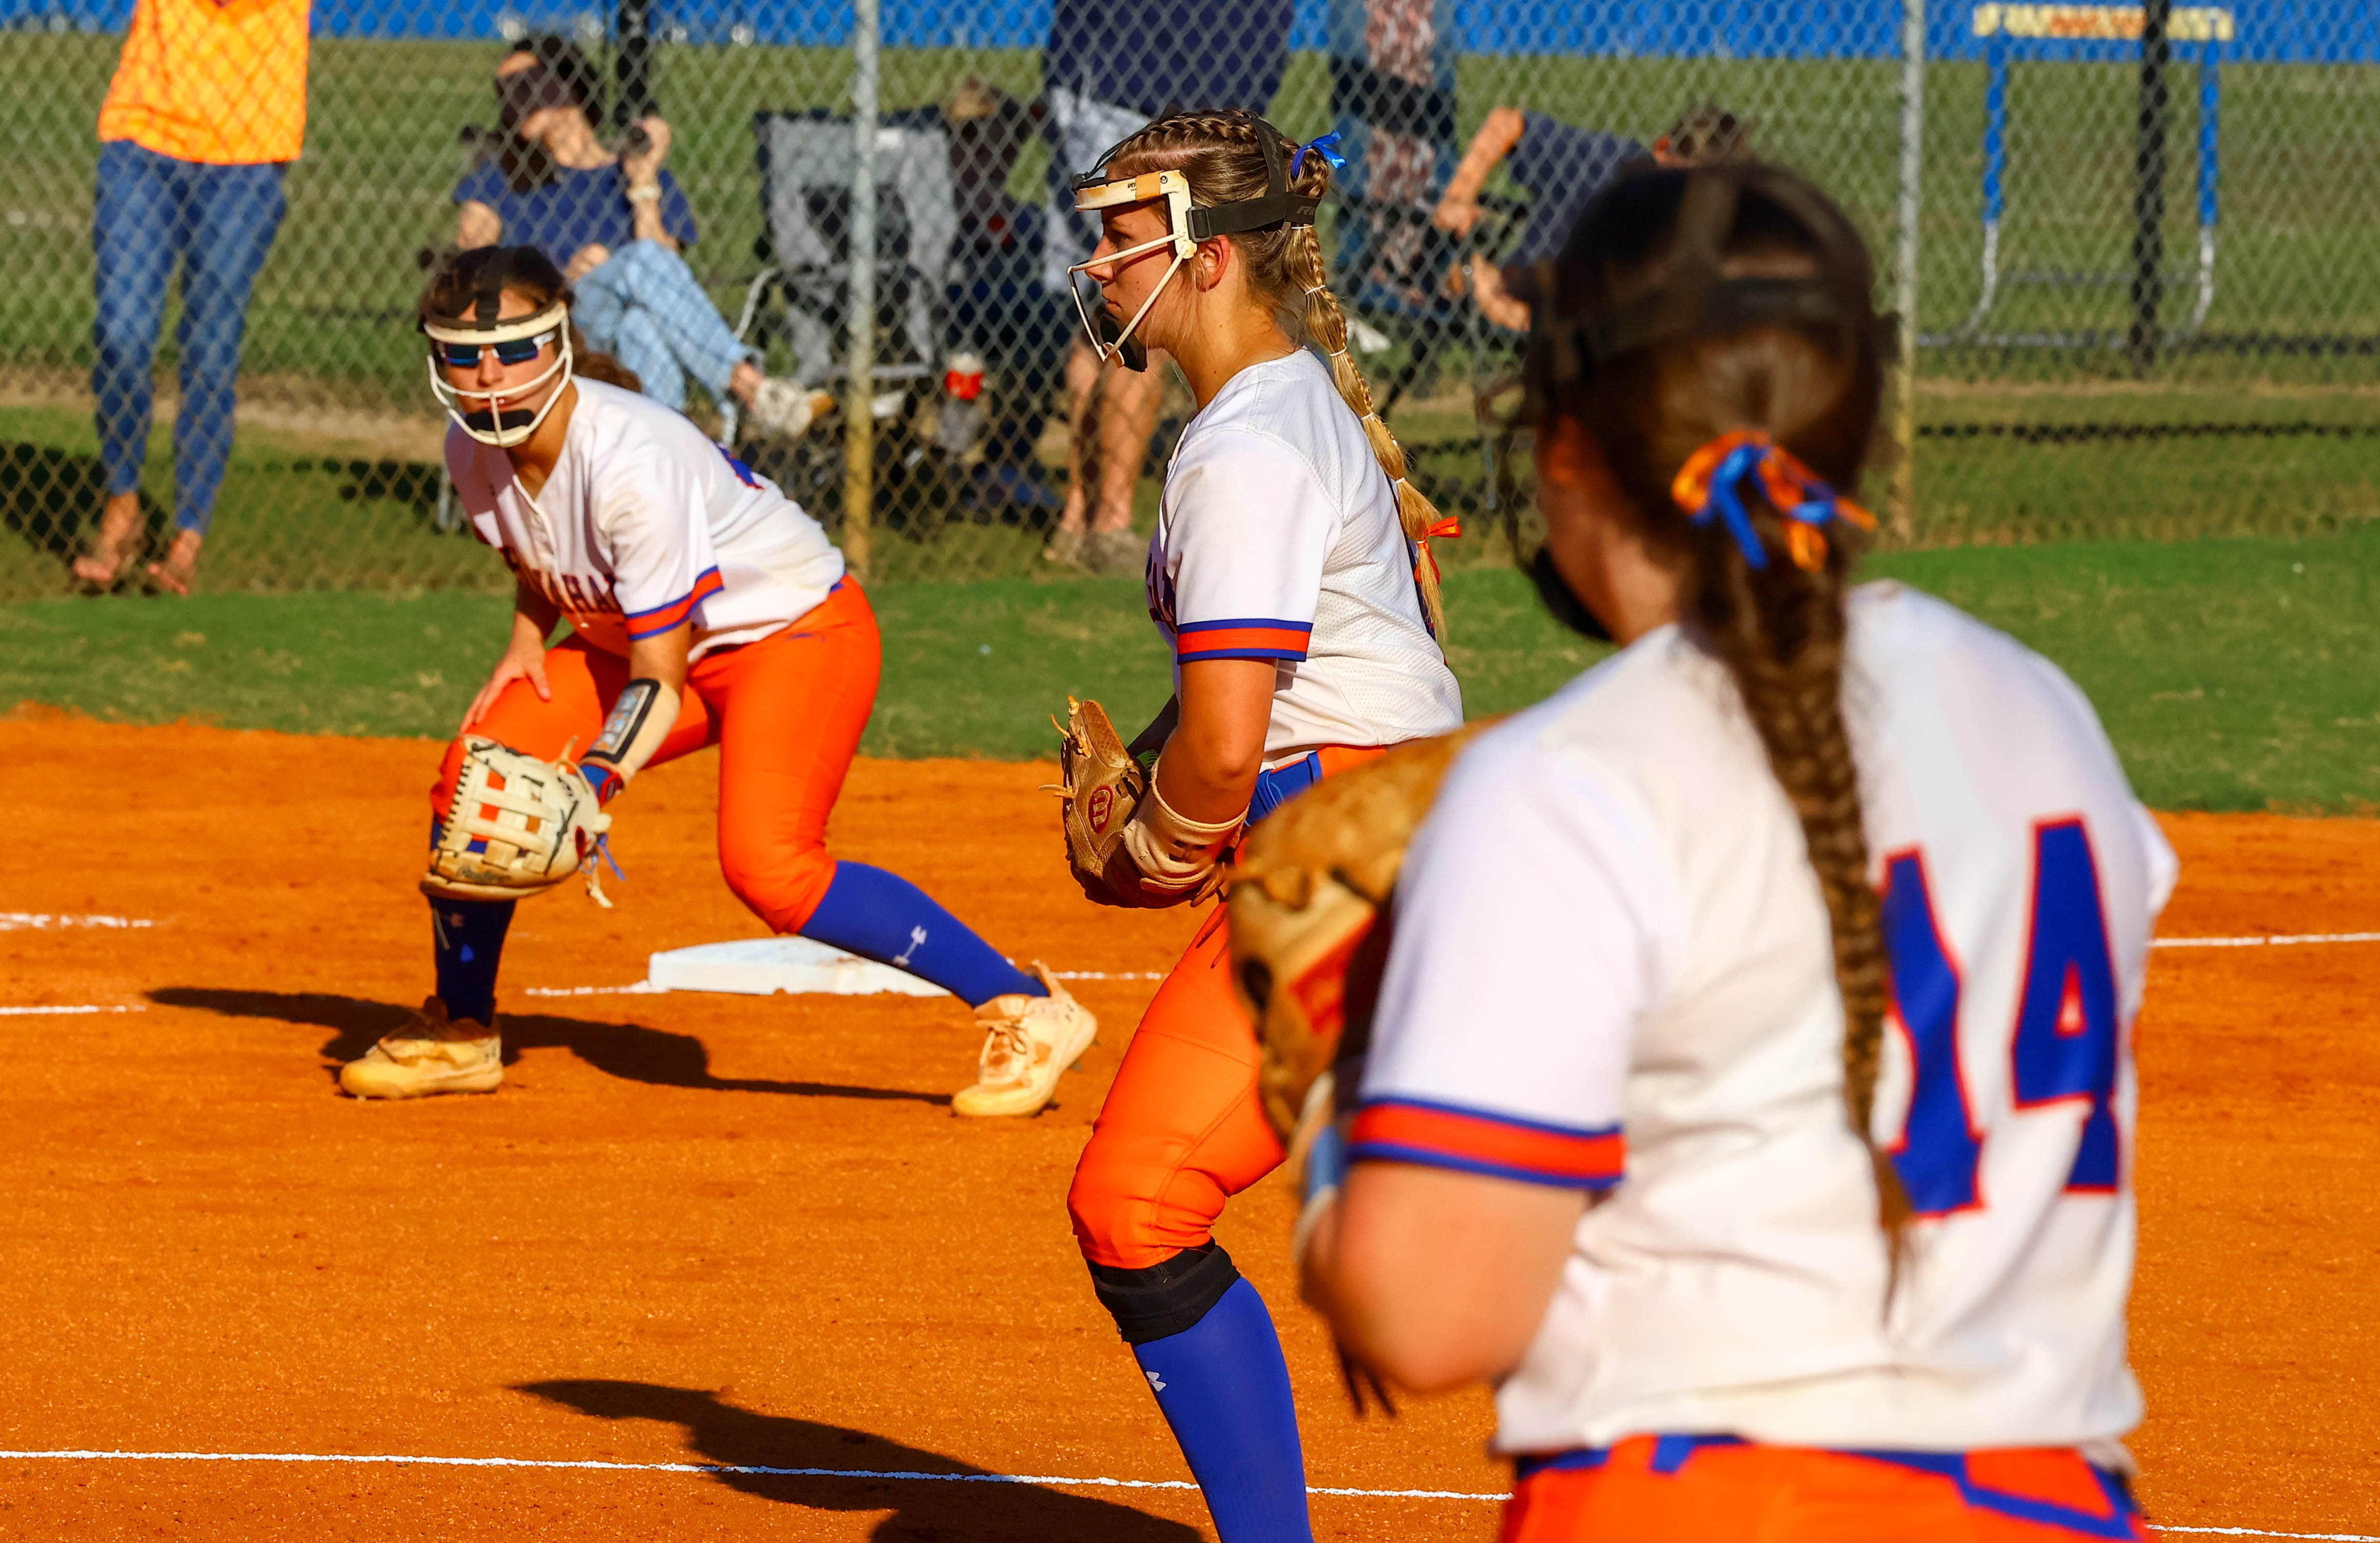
[721,845,837,934]
[1085,1241,1242,1345]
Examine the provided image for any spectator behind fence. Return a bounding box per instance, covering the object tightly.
[1038,0,1294,573]
[1434,102,1753,329]
[75,0,308,595]
[942,77,1068,521]
[453,37,828,439]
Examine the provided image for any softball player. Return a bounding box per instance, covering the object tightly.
[1299,165,2173,1539]
[340,245,1095,1114]
[1058,111,1461,1542]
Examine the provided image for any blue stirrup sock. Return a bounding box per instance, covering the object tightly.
[428,896,515,1027]
[798,861,1044,1008]
[1131,1276,1315,1543]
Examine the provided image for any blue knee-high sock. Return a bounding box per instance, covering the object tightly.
[1132,1277,1314,1543]
[798,861,1044,1008]
[429,897,515,1026]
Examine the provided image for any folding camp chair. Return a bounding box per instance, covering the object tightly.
[726,106,965,536]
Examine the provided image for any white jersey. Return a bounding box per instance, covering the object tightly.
[1360,583,2177,1455]
[446,378,846,659]
[1144,350,1462,764]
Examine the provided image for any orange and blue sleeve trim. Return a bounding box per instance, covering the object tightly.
[625,566,723,640]
[1350,1097,1624,1190]
[1174,617,1312,665]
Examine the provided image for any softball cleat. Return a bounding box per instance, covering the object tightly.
[339,996,504,1100]
[953,966,1098,1118]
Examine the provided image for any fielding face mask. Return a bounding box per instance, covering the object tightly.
[1066,121,1321,373]
[1066,169,1197,373]
[424,300,574,447]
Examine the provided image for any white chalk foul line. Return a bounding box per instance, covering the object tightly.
[0,912,152,932]
[0,1005,145,1016]
[0,1449,2362,1535]
[522,970,1167,999]
[2155,932,2380,950]
[0,1448,1488,1500]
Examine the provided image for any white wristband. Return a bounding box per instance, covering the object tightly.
[1119,772,1243,895]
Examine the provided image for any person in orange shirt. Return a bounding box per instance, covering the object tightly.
[74,0,308,595]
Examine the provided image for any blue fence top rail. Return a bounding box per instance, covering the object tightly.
[5,0,2374,62]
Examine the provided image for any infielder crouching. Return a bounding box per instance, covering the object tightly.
[341,245,1096,1115]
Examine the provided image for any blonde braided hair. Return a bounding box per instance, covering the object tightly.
[1102,108,1450,637]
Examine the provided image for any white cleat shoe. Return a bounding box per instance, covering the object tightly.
[952,965,1098,1118]
[338,996,503,1100]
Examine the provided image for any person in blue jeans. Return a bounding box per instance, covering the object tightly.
[75,0,308,595]
[454,37,826,437]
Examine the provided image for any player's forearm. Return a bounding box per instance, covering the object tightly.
[1314,1161,1584,1394]
[625,626,690,698]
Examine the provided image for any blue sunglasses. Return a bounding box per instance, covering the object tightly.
[438,331,556,368]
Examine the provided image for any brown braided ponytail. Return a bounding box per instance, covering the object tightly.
[1099,109,1451,637]
[1532,166,1910,1254]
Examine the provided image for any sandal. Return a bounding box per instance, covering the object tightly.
[145,529,203,596]
[71,494,144,589]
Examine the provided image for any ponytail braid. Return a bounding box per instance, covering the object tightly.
[1101,108,1450,637]
[1683,502,1909,1251]
[1539,167,1909,1271]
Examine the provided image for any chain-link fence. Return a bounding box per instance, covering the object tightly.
[1,0,2373,600]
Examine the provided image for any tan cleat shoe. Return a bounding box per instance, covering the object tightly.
[952,965,1098,1117]
[339,997,503,1100]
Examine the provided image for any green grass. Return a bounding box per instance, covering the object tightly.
[7,531,2377,810]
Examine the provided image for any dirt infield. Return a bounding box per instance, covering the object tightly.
[3,715,2376,1541]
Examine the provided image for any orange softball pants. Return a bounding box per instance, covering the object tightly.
[1501,1437,2157,1542]
[431,578,879,934]
[1068,745,1382,1270]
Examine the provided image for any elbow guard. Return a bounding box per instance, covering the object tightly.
[578,676,678,804]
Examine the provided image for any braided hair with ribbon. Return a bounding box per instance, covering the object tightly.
[1094,109,1455,638]
[1521,162,1910,1264]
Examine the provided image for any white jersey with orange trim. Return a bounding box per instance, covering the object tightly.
[1357,582,2177,1455]
[1143,349,1461,764]
[446,378,845,659]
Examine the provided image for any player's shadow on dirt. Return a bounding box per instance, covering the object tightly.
[519,1380,1199,1541]
[148,988,949,1105]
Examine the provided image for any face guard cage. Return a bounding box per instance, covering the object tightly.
[422,249,577,448]
[1066,123,1320,371]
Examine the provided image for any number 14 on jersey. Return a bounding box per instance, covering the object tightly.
[1881,818,2124,1218]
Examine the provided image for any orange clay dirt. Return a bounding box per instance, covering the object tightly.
[2,713,2376,1542]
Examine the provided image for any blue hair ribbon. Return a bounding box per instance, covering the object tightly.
[1292,131,1346,179]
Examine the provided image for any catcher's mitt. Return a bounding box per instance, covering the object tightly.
[1227,723,1490,1143]
[424,736,617,907]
